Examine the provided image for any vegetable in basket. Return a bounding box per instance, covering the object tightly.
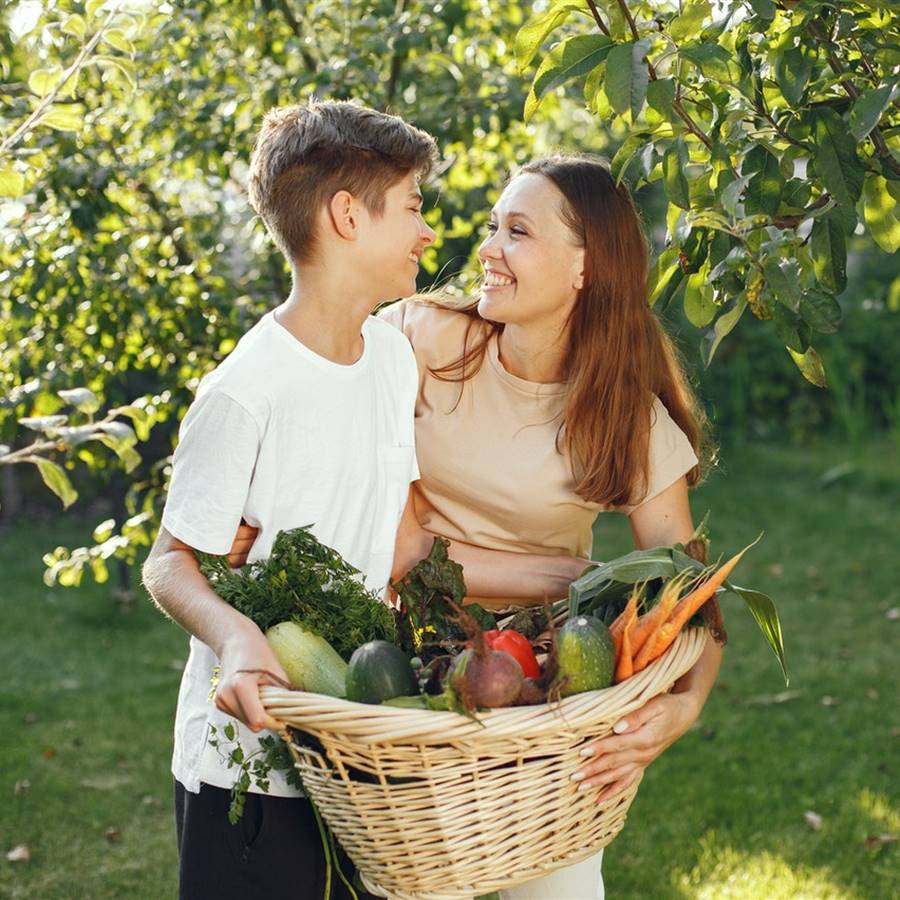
[346,640,418,704]
[555,615,615,696]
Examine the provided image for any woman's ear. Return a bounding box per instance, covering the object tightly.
[327,189,359,241]
[572,248,586,291]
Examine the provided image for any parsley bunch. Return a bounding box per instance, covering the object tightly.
[199,525,395,659]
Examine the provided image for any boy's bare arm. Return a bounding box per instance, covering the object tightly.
[392,489,589,601]
[142,527,287,732]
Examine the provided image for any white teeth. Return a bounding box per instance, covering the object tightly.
[483,271,514,287]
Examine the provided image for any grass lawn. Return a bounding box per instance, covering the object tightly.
[2,440,898,899]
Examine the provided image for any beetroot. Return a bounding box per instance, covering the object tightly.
[449,647,524,711]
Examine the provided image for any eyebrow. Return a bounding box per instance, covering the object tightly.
[491,210,536,227]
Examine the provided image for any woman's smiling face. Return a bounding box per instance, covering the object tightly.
[477,172,585,332]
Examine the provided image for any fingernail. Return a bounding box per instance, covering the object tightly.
[577,781,591,792]
[613,720,628,734]
[570,771,585,782]
[579,746,595,758]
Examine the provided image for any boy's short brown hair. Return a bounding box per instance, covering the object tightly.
[248,99,437,265]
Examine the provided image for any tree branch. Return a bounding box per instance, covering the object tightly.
[385,0,408,106]
[586,0,611,38]
[0,6,119,160]
[276,0,318,72]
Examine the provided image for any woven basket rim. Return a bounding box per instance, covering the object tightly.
[261,626,707,744]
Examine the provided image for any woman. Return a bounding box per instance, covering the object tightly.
[380,155,722,899]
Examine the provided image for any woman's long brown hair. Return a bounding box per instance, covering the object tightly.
[426,155,706,508]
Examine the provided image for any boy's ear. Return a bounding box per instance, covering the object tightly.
[327,189,360,241]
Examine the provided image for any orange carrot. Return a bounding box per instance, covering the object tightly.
[638,537,761,667]
[614,605,638,683]
[610,583,641,658]
[630,571,691,657]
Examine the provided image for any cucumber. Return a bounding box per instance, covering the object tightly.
[346,640,418,704]
[265,621,348,698]
[556,615,615,696]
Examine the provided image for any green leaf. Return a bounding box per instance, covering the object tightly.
[743,145,785,217]
[102,28,135,55]
[848,84,895,141]
[533,34,614,100]
[58,387,100,414]
[684,266,716,327]
[86,0,108,18]
[679,41,739,83]
[61,13,87,39]
[0,166,25,198]
[862,174,900,253]
[670,0,711,44]
[788,345,827,388]
[649,248,684,308]
[774,304,811,353]
[515,1,585,73]
[725,585,789,684]
[663,139,690,209]
[41,105,85,132]
[28,67,63,98]
[798,291,842,334]
[34,459,78,509]
[526,34,613,121]
[774,47,812,106]
[646,77,676,118]
[746,0,776,20]
[610,133,644,185]
[605,40,650,120]
[812,109,864,215]
[763,256,800,311]
[705,294,747,366]
[810,217,847,294]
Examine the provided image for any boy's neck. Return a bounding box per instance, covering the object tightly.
[274,268,375,365]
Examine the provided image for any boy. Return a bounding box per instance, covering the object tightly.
[143,100,583,899]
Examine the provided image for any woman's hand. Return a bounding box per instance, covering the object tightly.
[228,521,259,568]
[572,690,702,803]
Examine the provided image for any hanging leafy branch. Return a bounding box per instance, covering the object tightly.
[518,0,900,385]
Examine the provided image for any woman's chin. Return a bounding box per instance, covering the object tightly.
[477,292,509,322]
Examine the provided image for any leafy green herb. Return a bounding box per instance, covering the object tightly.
[208,723,303,824]
[199,526,395,659]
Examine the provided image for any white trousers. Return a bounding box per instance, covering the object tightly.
[498,849,605,900]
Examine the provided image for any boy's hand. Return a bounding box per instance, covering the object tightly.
[228,521,259,568]
[214,623,288,732]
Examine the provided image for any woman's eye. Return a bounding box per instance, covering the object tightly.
[485,222,498,233]
[511,227,527,237]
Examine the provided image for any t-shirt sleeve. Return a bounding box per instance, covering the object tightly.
[161,390,261,554]
[618,398,698,516]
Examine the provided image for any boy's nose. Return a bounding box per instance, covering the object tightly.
[421,222,436,246]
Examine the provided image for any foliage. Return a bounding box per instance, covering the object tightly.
[520,0,900,386]
[199,526,396,657]
[2,0,898,587]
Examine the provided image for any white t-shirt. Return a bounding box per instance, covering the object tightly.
[161,310,419,796]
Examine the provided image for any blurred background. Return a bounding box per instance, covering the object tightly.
[1,1,897,897]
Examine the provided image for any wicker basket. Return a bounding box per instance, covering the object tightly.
[261,627,707,899]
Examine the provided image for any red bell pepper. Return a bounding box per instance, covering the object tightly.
[483,629,541,679]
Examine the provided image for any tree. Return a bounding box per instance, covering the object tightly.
[519,0,899,385]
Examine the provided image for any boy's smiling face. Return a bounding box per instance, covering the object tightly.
[356,171,435,302]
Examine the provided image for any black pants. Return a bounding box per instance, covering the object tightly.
[174,781,380,900]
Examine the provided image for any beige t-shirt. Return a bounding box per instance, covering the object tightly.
[379,299,698,564]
